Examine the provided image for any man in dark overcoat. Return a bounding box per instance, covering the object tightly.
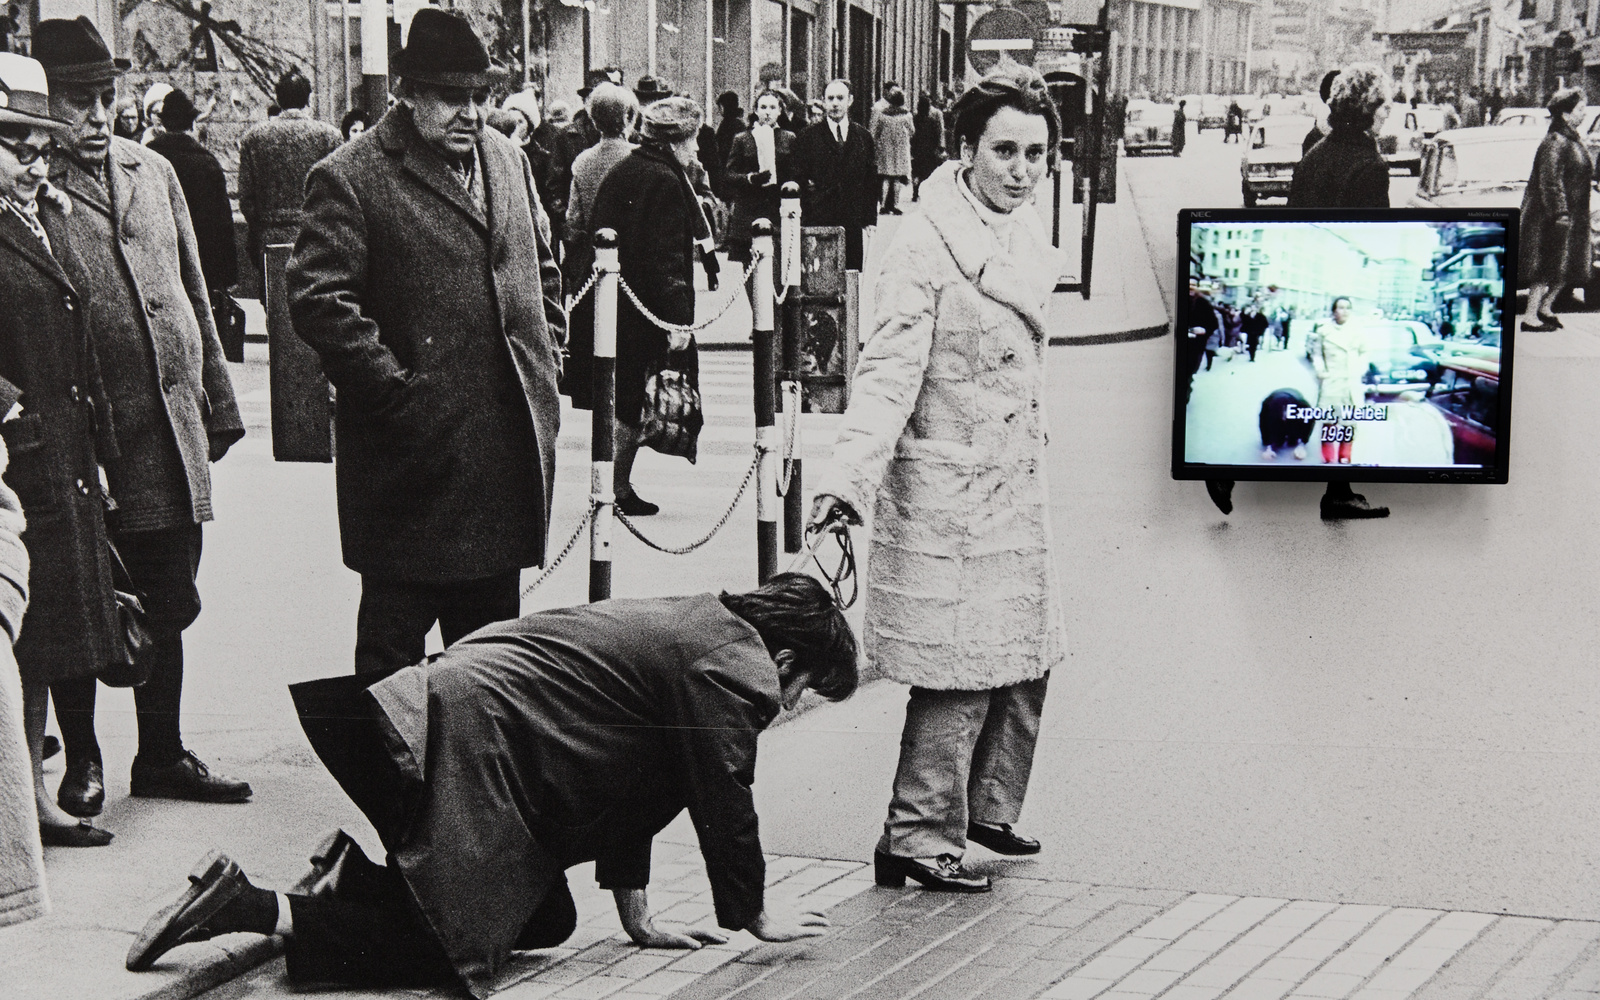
[288,9,566,675]
[146,89,238,296]
[37,17,249,810]
[791,78,877,270]
[237,70,342,284]
[128,574,854,997]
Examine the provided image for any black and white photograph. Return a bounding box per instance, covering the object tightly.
[0,1,1596,999]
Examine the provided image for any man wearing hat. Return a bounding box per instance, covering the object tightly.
[35,16,249,810]
[237,70,342,290]
[147,89,238,298]
[289,8,565,676]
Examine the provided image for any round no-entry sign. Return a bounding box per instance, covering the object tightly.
[967,7,1039,73]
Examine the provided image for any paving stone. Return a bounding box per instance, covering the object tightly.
[907,956,1020,1000]
[656,958,771,1000]
[553,976,634,999]
[533,961,613,986]
[1038,975,1116,1000]
[1290,968,1366,998]
[1487,920,1600,997]
[1413,916,1552,1000]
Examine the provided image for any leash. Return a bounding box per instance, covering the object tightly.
[786,512,859,610]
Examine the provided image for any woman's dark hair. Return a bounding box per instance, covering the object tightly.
[717,90,741,112]
[888,87,906,108]
[949,65,1060,151]
[916,93,932,118]
[1319,69,1341,105]
[340,108,368,139]
[1547,86,1583,118]
[1332,295,1352,310]
[720,572,858,701]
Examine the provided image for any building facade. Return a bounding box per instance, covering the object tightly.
[1108,0,1256,98]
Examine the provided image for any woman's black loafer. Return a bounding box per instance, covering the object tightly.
[967,822,1041,856]
[874,851,991,892]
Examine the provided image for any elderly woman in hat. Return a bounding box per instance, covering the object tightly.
[1520,86,1592,330]
[0,52,120,848]
[590,96,711,517]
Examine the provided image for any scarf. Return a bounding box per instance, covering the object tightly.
[752,124,776,179]
[1,194,51,255]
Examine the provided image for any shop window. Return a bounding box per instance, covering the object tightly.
[790,8,812,99]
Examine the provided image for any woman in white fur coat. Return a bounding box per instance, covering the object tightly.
[810,67,1066,894]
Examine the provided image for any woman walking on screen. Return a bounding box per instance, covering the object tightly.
[809,66,1065,893]
[1520,87,1591,331]
[1310,296,1369,465]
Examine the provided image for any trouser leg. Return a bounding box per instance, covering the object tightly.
[966,675,1050,828]
[354,577,435,676]
[49,676,98,765]
[118,526,203,763]
[437,571,522,648]
[878,686,991,859]
[283,865,458,988]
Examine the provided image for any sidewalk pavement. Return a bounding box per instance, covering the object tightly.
[162,816,1600,1000]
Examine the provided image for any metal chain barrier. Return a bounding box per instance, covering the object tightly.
[776,382,801,497]
[614,452,759,555]
[616,252,765,335]
[520,502,597,598]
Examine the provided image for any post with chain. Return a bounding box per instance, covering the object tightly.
[779,183,804,554]
[590,229,620,601]
[751,219,779,582]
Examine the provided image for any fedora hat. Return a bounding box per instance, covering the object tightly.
[394,8,494,89]
[158,88,199,130]
[33,16,130,85]
[577,67,622,100]
[634,76,674,105]
[0,53,72,136]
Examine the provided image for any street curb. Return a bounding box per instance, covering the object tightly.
[1051,322,1171,346]
[114,936,283,1000]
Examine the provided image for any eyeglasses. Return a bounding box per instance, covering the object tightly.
[0,138,56,167]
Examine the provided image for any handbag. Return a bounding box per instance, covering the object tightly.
[638,354,704,464]
[98,534,154,688]
[211,290,246,364]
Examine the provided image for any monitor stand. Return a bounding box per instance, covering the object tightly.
[1203,480,1390,520]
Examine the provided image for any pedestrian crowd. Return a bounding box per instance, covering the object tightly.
[0,8,1074,996]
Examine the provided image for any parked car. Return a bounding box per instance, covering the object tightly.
[1197,94,1229,131]
[1493,107,1547,127]
[1124,99,1177,155]
[1423,358,1499,465]
[1240,114,1314,205]
[1377,104,1424,174]
[1411,124,1600,299]
[1358,320,1447,398]
[1412,105,1451,137]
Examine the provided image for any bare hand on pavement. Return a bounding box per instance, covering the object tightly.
[749,902,830,942]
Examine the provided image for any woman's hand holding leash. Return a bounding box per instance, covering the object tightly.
[808,494,861,529]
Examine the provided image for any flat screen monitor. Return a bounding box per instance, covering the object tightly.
[1173,208,1516,485]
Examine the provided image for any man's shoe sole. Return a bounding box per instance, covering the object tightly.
[130,779,253,803]
[126,850,245,971]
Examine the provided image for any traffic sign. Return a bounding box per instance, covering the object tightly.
[968,8,1039,73]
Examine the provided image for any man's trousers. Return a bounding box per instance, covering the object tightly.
[354,571,521,675]
[877,675,1050,859]
[284,859,576,988]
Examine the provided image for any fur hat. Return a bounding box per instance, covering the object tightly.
[639,96,701,143]
[394,8,494,89]
[31,16,129,85]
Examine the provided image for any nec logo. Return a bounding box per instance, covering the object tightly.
[1193,211,1213,218]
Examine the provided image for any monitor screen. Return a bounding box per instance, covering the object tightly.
[1173,208,1516,485]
